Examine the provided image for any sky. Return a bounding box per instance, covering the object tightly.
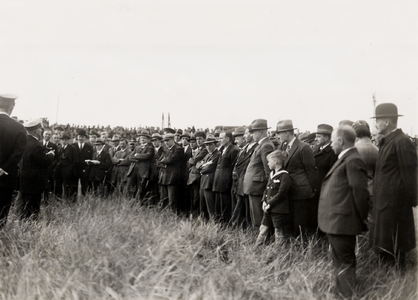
[1,0,417,134]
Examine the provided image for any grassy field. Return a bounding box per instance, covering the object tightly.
[0,195,416,300]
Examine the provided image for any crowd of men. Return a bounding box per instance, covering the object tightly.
[0,93,417,298]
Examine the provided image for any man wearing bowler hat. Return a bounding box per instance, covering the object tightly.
[275,120,317,239]
[0,94,27,227]
[72,129,94,197]
[312,124,338,236]
[369,103,417,269]
[125,130,155,201]
[243,119,275,229]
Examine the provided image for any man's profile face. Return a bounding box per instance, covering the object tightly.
[375,118,388,135]
[235,136,246,148]
[219,133,229,146]
[315,134,328,147]
[100,132,108,141]
[331,131,342,155]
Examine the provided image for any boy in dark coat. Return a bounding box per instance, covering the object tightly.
[256,150,292,246]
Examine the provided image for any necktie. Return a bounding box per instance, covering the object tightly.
[286,144,291,154]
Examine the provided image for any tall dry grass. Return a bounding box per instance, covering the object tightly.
[0,195,416,299]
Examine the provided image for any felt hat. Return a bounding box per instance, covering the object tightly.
[195,131,206,139]
[77,129,87,137]
[151,133,163,141]
[180,131,191,139]
[249,119,270,132]
[314,124,333,135]
[371,103,403,118]
[233,127,246,137]
[275,120,297,133]
[203,137,218,145]
[111,135,120,141]
[61,133,71,140]
[94,138,105,145]
[138,130,151,139]
[163,128,176,134]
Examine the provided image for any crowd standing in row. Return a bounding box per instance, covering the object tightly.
[0,94,417,298]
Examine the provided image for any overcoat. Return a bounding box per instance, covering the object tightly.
[197,149,221,190]
[20,135,54,194]
[370,129,417,253]
[54,144,76,179]
[128,142,155,179]
[187,146,208,185]
[158,144,184,185]
[88,150,112,183]
[313,143,337,196]
[149,146,164,182]
[0,114,27,189]
[232,143,256,196]
[283,138,317,200]
[243,137,275,196]
[213,144,239,193]
[318,148,369,235]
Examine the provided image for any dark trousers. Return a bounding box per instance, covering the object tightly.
[214,191,232,223]
[201,188,215,220]
[248,194,263,229]
[125,173,147,200]
[17,193,42,220]
[160,184,180,211]
[74,168,89,196]
[189,182,200,216]
[54,170,74,201]
[290,198,309,237]
[0,187,14,228]
[328,234,356,299]
[230,194,251,228]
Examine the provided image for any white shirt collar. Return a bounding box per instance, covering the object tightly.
[338,147,355,159]
[287,136,296,149]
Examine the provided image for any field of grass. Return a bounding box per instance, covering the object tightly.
[0,195,416,300]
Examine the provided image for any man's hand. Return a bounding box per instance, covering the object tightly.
[0,168,9,176]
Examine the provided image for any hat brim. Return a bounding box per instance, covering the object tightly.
[249,127,270,132]
[138,134,151,138]
[371,114,403,119]
[275,127,297,133]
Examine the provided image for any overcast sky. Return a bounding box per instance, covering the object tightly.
[1,0,417,134]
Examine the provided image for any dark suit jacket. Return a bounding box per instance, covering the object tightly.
[129,142,155,179]
[213,144,239,193]
[72,142,94,177]
[313,143,338,196]
[243,138,275,196]
[43,140,59,179]
[182,145,193,181]
[284,138,317,200]
[55,144,76,177]
[187,146,208,185]
[150,146,164,182]
[0,114,27,189]
[20,135,54,194]
[318,148,369,235]
[197,149,221,190]
[232,143,257,196]
[158,144,184,185]
[88,150,112,182]
[262,170,292,213]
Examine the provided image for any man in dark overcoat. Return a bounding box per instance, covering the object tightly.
[212,131,239,223]
[87,138,112,195]
[312,124,337,236]
[243,119,275,229]
[0,94,27,227]
[197,137,221,220]
[370,103,417,268]
[276,120,317,238]
[318,125,369,298]
[18,119,55,220]
[72,129,94,196]
[54,133,77,200]
[158,133,184,211]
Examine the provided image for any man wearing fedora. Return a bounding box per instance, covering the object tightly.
[179,131,193,214]
[231,127,256,228]
[197,137,221,220]
[243,119,275,229]
[54,133,77,200]
[110,139,132,193]
[0,94,27,227]
[187,131,208,217]
[275,120,317,239]
[212,131,239,223]
[369,103,417,269]
[87,138,112,195]
[72,129,94,197]
[18,119,55,220]
[125,130,155,201]
[158,133,184,211]
[312,124,338,236]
